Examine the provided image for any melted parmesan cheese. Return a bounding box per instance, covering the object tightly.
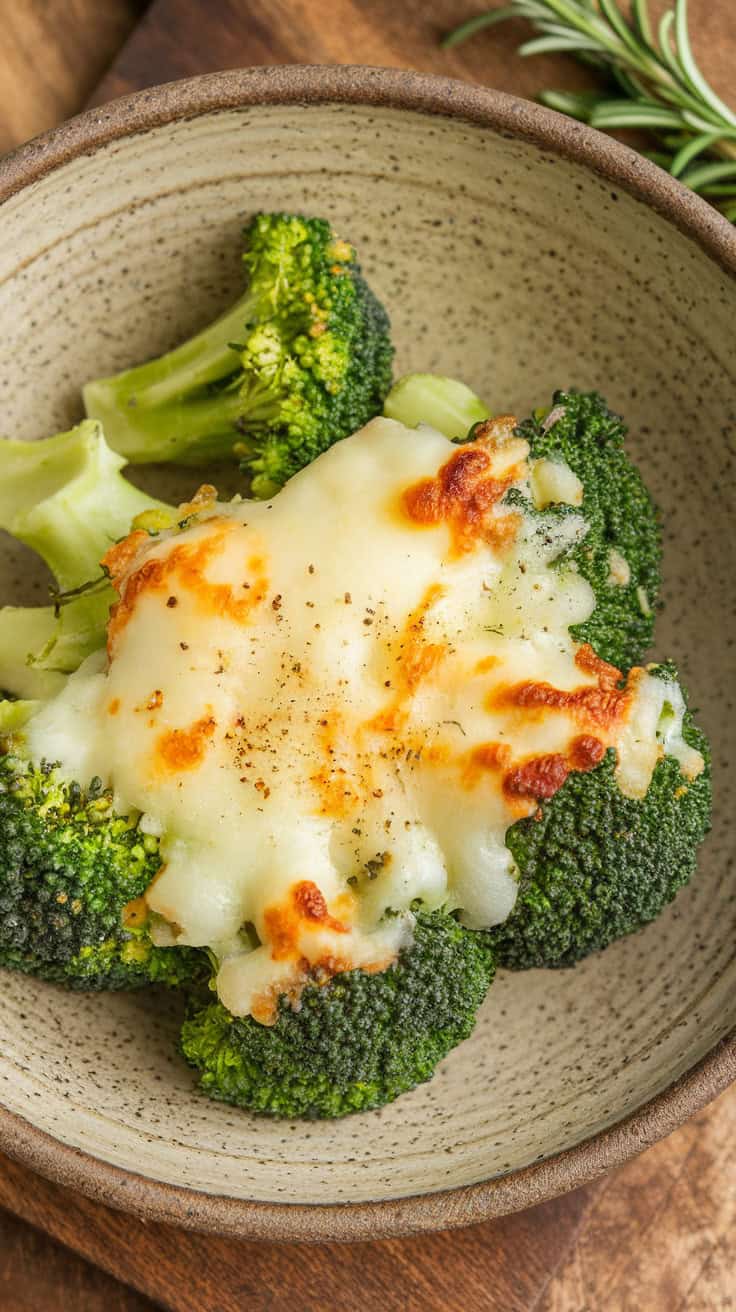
[27,417,702,1020]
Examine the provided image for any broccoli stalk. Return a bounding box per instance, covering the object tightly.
[383,373,490,440]
[84,213,395,497]
[181,909,495,1118]
[0,420,170,699]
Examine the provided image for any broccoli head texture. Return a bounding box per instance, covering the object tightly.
[180,908,495,1118]
[490,681,711,970]
[382,377,661,669]
[0,751,202,990]
[517,390,661,669]
[84,212,395,497]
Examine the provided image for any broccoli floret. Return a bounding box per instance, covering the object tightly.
[0,752,203,990]
[0,420,170,698]
[490,678,711,970]
[383,376,661,669]
[516,390,661,669]
[180,909,495,1118]
[83,213,394,498]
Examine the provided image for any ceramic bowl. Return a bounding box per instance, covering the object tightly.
[0,66,733,1243]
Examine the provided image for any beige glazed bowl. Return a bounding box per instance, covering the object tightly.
[0,66,734,1243]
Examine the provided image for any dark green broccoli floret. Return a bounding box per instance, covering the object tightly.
[180,909,495,1118]
[0,752,203,990]
[490,678,711,970]
[84,213,394,497]
[383,377,661,670]
[0,420,170,699]
[516,390,661,669]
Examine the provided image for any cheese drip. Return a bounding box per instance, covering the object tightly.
[27,418,701,1020]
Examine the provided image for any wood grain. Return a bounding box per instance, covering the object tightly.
[0,1207,156,1312]
[91,0,599,106]
[0,1149,602,1312]
[0,1086,734,1310]
[91,0,735,109]
[537,1088,736,1311]
[0,0,147,154]
[1,1,735,1308]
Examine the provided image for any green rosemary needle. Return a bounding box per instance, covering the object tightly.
[444,0,736,221]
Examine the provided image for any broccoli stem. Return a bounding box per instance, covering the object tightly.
[0,421,170,696]
[0,420,168,588]
[383,373,491,441]
[0,697,40,733]
[83,300,252,464]
[0,599,108,698]
[83,213,394,486]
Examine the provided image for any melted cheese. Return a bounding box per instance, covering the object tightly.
[27,418,702,1020]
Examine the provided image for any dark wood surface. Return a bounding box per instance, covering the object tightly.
[1,1087,734,1311]
[1,1,734,1308]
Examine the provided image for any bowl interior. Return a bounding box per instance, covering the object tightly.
[0,93,733,1218]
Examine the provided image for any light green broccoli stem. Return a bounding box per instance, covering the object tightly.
[83,299,254,465]
[383,373,490,441]
[0,605,102,699]
[0,421,170,697]
[0,698,40,732]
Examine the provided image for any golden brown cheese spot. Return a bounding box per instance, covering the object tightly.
[155,712,216,773]
[503,732,605,805]
[101,529,151,587]
[105,521,269,654]
[250,965,308,1027]
[492,646,636,735]
[122,896,148,929]
[252,882,361,1023]
[504,753,570,801]
[574,643,622,688]
[292,881,350,934]
[263,881,351,964]
[178,484,218,519]
[107,698,121,716]
[462,740,513,790]
[496,679,630,730]
[312,954,352,982]
[401,441,521,556]
[568,734,606,772]
[145,689,163,711]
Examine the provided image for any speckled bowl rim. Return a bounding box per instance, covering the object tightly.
[0,64,734,1244]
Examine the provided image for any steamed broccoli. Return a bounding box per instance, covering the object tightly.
[383,377,661,669]
[83,213,394,497]
[0,423,198,989]
[0,751,203,989]
[0,421,170,699]
[180,909,495,1118]
[491,670,711,970]
[516,390,661,670]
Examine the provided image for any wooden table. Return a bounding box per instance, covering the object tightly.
[0,2,734,1308]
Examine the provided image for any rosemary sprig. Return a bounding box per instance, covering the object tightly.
[50,572,110,618]
[444,0,736,221]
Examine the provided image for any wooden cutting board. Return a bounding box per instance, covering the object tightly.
[1,2,735,1308]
